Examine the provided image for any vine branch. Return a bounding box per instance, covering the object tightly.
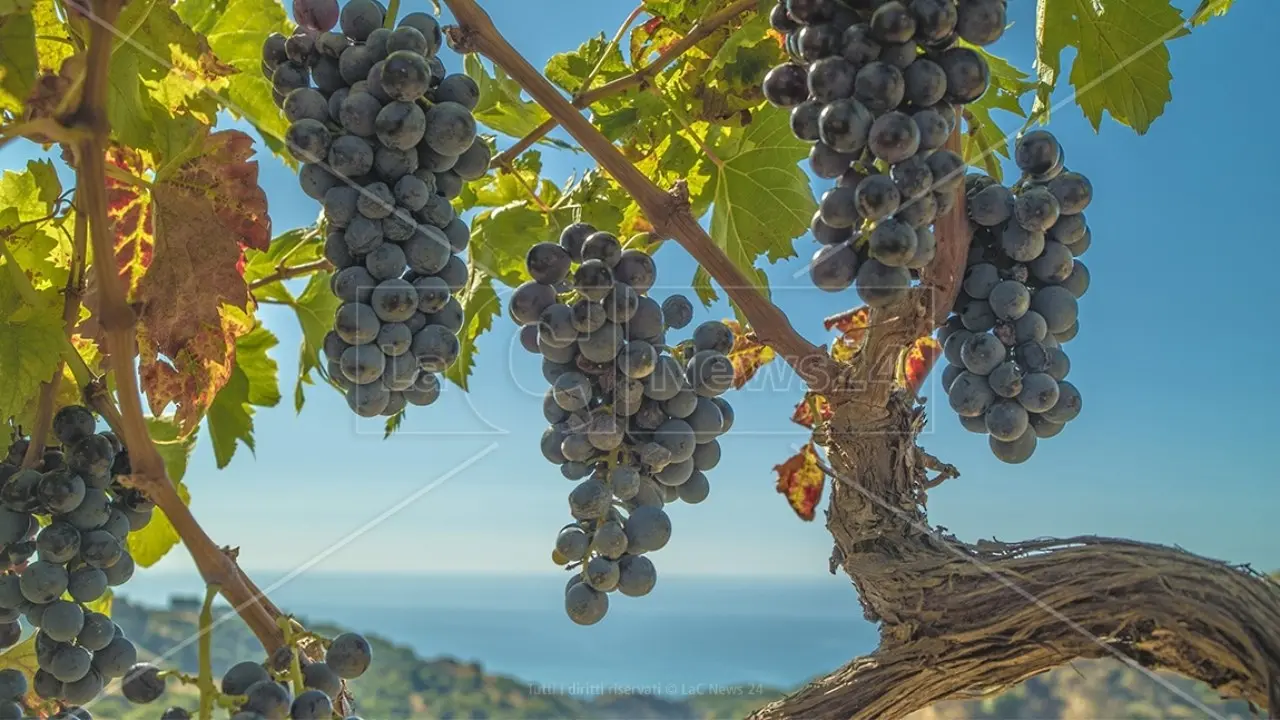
[21,202,90,468]
[247,259,333,290]
[444,0,837,390]
[72,0,284,653]
[489,0,756,169]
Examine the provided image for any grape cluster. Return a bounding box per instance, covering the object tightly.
[162,631,373,719]
[262,0,485,418]
[511,224,735,625]
[939,130,1090,463]
[762,0,1005,307]
[0,406,153,712]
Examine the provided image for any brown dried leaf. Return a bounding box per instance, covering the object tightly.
[136,130,270,430]
[774,442,825,522]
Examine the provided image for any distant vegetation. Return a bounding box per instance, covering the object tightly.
[85,593,1267,719]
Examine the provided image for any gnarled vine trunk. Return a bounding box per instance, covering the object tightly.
[750,297,1280,719]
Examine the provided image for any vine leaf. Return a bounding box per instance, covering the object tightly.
[465,54,561,142]
[704,104,815,300]
[443,266,500,391]
[543,32,629,96]
[289,271,342,410]
[128,417,197,568]
[0,267,61,434]
[0,632,43,714]
[1035,0,1186,134]
[825,306,870,363]
[0,161,67,291]
[962,47,1033,180]
[104,146,156,295]
[791,393,832,429]
[206,320,279,468]
[899,336,942,396]
[0,12,35,113]
[136,129,270,432]
[774,442,825,521]
[1190,0,1232,25]
[722,319,775,389]
[176,0,293,159]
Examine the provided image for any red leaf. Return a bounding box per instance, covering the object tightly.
[774,442,825,521]
[105,145,155,296]
[721,319,776,389]
[902,336,942,395]
[641,15,664,34]
[135,129,270,430]
[823,306,870,334]
[791,393,833,429]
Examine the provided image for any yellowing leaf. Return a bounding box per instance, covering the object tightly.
[136,129,270,429]
[790,393,832,430]
[774,442,824,521]
[825,306,869,363]
[1190,0,1232,25]
[176,0,292,153]
[0,266,61,426]
[721,319,775,389]
[898,336,942,395]
[1035,0,1185,134]
[104,146,156,296]
[128,417,196,567]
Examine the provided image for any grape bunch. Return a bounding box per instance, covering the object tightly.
[0,406,153,712]
[262,0,485,419]
[762,0,1006,307]
[157,631,373,719]
[510,224,735,625]
[939,130,1090,463]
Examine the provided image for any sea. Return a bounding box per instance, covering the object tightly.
[119,572,880,696]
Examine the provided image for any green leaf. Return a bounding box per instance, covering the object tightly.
[1190,0,1232,25]
[128,417,197,568]
[176,0,292,157]
[469,202,541,287]
[0,277,61,427]
[544,33,630,96]
[1035,0,1185,134]
[383,408,405,438]
[705,104,814,297]
[691,266,718,307]
[961,47,1033,181]
[243,226,325,287]
[205,324,279,468]
[290,270,342,410]
[0,162,66,291]
[443,264,499,391]
[465,54,556,140]
[0,13,36,114]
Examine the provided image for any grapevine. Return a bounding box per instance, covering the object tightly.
[0,0,1273,718]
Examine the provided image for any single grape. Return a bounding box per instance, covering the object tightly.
[1047,171,1093,215]
[434,74,480,110]
[809,243,859,292]
[969,184,1014,226]
[853,61,905,113]
[807,57,858,103]
[956,0,1006,44]
[960,332,1005,375]
[985,400,1029,442]
[1014,186,1061,233]
[868,217,918,267]
[988,280,1030,321]
[578,321,624,363]
[939,46,988,103]
[49,644,92,683]
[20,561,68,604]
[989,427,1037,463]
[871,1,916,42]
[616,555,657,597]
[1017,371,1061,414]
[790,100,823,142]
[988,361,1024,398]
[325,632,372,678]
[573,260,614,302]
[809,141,859,178]
[53,406,97,445]
[422,101,477,156]
[37,468,86,514]
[565,582,609,625]
[868,111,920,164]
[285,119,331,165]
[797,23,843,61]
[1015,130,1062,178]
[1059,260,1089,299]
[902,57,947,106]
[327,134,375,177]
[569,480,612,521]
[948,371,994,417]
[854,174,901,221]
[40,600,84,643]
[925,149,965,193]
[339,0,382,40]
[1000,224,1045,263]
[855,259,911,308]
[913,108,950,150]
[375,101,427,150]
[1030,285,1078,333]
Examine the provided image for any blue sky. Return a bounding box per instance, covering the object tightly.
[3,0,1276,582]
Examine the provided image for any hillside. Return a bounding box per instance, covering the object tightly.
[87,595,1262,719]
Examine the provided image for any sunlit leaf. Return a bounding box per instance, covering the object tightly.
[465,54,557,141]
[774,442,824,521]
[721,319,775,389]
[1035,0,1185,133]
[1189,0,1232,25]
[289,270,342,410]
[898,336,942,395]
[791,393,832,429]
[0,12,36,113]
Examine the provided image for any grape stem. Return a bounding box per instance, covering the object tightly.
[488,0,757,170]
[247,258,333,290]
[198,583,219,720]
[21,198,90,469]
[442,0,839,391]
[68,0,287,654]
